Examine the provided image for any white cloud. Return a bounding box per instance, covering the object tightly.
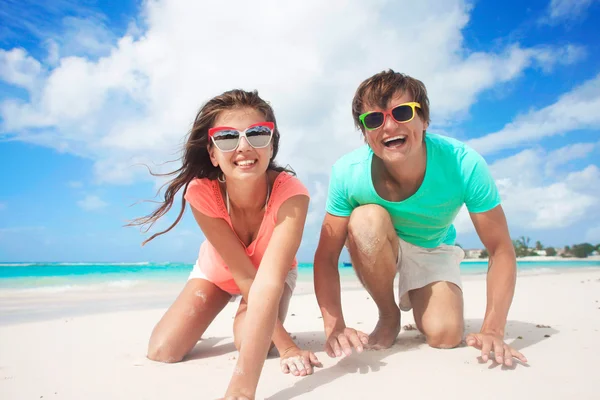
[545,142,598,175]
[0,0,587,186]
[468,73,600,156]
[455,143,600,235]
[540,0,598,24]
[306,181,327,226]
[77,195,108,211]
[452,206,473,235]
[0,48,43,90]
[492,148,599,230]
[48,16,117,61]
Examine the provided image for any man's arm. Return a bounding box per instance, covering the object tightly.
[467,205,527,366]
[314,213,368,357]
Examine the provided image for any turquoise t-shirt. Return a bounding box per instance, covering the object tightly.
[325,133,501,248]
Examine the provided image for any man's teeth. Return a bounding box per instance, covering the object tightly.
[384,135,407,144]
[236,160,256,166]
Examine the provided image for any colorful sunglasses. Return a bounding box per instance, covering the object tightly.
[208,122,274,152]
[359,102,421,131]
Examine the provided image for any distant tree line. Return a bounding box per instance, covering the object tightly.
[477,236,600,259]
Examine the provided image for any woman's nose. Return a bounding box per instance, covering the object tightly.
[236,136,252,151]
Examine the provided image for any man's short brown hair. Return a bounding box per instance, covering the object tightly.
[352,69,430,132]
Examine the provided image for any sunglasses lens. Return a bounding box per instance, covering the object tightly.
[212,130,240,151]
[391,105,414,122]
[246,125,272,148]
[363,112,384,129]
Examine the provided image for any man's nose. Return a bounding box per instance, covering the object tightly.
[382,112,400,131]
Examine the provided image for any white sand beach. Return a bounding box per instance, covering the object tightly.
[1,269,600,400]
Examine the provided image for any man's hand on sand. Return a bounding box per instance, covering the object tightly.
[465,332,528,367]
[325,327,369,357]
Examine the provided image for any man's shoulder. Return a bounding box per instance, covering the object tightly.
[428,133,484,164]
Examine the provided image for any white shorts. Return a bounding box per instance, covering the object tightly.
[188,262,298,302]
[396,238,465,311]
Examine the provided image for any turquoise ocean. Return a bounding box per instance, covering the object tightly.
[2,260,600,292]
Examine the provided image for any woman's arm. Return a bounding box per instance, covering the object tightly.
[191,194,311,398]
[190,205,299,357]
[222,194,309,398]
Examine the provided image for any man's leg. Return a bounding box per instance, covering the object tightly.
[409,281,464,348]
[346,204,400,349]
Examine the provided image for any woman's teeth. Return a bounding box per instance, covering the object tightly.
[235,159,256,166]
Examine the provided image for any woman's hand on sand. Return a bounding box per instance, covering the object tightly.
[280,347,322,376]
[465,332,528,367]
[325,327,369,358]
[218,390,252,400]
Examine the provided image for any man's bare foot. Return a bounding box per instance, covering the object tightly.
[368,315,400,349]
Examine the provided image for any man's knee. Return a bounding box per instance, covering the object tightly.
[347,205,394,252]
[147,338,185,363]
[348,205,390,231]
[425,323,464,349]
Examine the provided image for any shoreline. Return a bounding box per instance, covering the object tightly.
[2,265,600,327]
[462,255,600,262]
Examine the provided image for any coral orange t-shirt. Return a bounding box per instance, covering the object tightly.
[184,172,309,294]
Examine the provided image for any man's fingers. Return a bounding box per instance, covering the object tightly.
[346,331,365,353]
[337,333,353,356]
[281,362,290,374]
[503,344,513,367]
[510,347,528,363]
[324,340,336,358]
[481,337,492,362]
[465,334,480,349]
[493,339,504,364]
[356,330,369,345]
[330,338,342,357]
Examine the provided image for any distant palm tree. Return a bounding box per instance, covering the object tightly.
[535,241,543,251]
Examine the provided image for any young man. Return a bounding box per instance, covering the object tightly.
[313,70,527,367]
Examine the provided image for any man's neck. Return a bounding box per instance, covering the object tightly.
[380,144,427,186]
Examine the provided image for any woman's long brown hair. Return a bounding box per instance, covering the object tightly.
[127,89,292,245]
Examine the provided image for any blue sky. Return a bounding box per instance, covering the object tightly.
[1,0,599,262]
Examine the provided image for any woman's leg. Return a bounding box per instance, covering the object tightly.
[147,278,231,363]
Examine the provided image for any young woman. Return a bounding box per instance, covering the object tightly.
[130,89,321,399]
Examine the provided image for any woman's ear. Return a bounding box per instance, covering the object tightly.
[207,145,219,167]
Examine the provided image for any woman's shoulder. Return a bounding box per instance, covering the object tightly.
[188,176,215,190]
[185,177,226,217]
[271,170,309,197]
